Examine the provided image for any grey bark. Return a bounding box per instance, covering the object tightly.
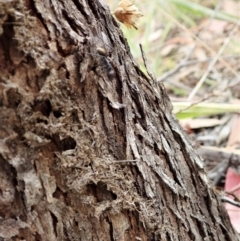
[0,0,239,240]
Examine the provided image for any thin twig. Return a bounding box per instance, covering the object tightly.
[112,159,139,163]
[221,196,240,208]
[225,191,240,203]
[139,44,156,84]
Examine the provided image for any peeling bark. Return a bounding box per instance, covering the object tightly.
[0,0,239,240]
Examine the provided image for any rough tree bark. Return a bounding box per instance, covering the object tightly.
[0,0,239,240]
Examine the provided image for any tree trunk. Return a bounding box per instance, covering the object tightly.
[0,0,238,240]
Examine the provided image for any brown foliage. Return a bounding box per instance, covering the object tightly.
[113,0,143,29]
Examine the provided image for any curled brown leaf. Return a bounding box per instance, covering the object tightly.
[113,0,143,30]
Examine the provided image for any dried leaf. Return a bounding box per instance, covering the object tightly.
[113,0,143,29]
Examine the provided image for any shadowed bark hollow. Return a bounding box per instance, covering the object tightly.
[0,0,239,240]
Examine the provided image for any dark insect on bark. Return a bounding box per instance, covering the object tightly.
[96,47,115,79]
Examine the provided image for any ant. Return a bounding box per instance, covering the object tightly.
[76,35,117,81]
[96,47,115,79]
